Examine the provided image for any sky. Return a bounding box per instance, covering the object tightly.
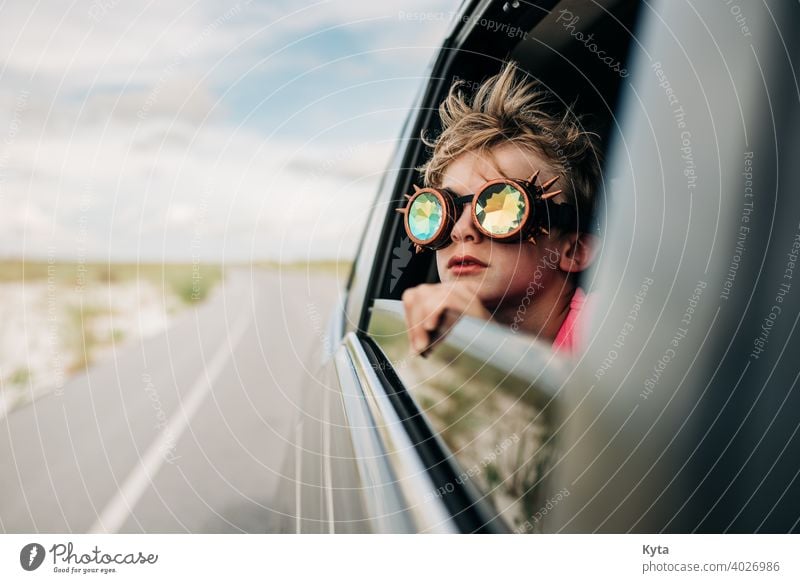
[0,0,461,263]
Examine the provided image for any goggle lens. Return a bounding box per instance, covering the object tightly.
[407,191,444,243]
[474,183,528,236]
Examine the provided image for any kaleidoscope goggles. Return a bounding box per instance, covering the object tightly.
[395,171,578,252]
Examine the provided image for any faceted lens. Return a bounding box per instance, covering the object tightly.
[407,192,444,242]
[474,183,527,235]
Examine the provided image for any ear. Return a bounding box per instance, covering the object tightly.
[557,232,598,273]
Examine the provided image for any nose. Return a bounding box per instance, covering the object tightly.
[450,201,483,244]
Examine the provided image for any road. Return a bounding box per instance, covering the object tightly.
[0,268,343,533]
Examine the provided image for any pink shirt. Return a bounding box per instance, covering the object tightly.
[552,287,587,355]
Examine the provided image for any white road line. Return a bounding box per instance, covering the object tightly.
[88,310,251,534]
[294,420,303,534]
[322,387,335,533]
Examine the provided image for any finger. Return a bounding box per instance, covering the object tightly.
[449,281,488,314]
[402,289,427,355]
[406,301,432,356]
[421,301,445,332]
[411,317,431,355]
[415,294,452,355]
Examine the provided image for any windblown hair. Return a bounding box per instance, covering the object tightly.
[419,62,601,219]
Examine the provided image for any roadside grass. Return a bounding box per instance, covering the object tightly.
[0,259,347,408]
[0,261,225,306]
[253,259,352,277]
[0,261,226,403]
[0,259,347,287]
[7,367,31,386]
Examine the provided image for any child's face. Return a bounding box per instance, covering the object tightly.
[435,143,567,309]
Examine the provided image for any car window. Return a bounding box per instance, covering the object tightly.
[367,299,570,532]
[361,0,642,532]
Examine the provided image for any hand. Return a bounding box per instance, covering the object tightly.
[401,280,492,356]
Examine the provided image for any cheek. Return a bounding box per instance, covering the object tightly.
[490,244,537,275]
[490,245,544,289]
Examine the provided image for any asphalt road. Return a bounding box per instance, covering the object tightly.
[0,268,343,533]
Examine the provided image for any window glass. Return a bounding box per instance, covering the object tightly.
[368,300,567,533]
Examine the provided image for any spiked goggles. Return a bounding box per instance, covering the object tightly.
[396,171,577,252]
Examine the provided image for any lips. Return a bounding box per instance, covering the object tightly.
[447,254,488,275]
[447,255,488,268]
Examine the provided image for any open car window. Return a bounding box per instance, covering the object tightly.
[357,0,644,532]
[367,299,570,532]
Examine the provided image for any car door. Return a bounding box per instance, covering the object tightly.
[546,0,800,533]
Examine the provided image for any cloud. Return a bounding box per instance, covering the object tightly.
[0,0,460,262]
[0,2,244,88]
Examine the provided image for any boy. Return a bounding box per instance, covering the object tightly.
[400,61,601,356]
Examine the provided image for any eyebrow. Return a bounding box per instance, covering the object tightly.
[441,171,493,192]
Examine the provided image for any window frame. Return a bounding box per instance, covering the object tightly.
[344,0,645,531]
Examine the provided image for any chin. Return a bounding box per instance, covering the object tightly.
[474,281,504,301]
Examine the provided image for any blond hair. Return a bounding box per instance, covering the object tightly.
[419,62,601,219]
